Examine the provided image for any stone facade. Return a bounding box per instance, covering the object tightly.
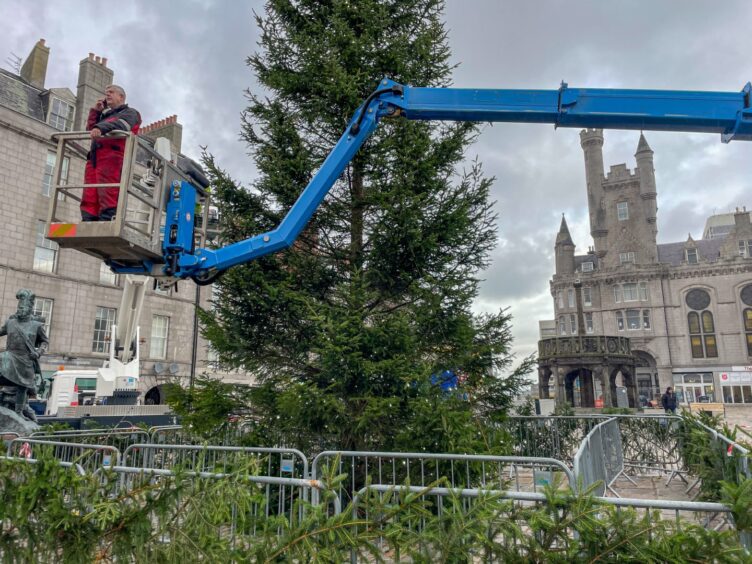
[0,40,239,403]
[542,129,752,411]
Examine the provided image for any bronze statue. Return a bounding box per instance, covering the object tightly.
[0,289,48,422]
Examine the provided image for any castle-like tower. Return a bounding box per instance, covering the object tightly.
[580,130,658,268]
[542,130,752,422]
[555,215,575,276]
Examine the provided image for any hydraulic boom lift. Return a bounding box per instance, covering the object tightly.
[46,79,752,284]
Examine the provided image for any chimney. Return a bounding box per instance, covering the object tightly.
[74,51,114,130]
[140,114,183,155]
[20,39,50,89]
[734,207,751,228]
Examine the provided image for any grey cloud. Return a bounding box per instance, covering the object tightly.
[2,0,751,363]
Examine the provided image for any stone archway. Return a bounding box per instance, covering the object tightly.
[144,386,163,405]
[609,366,638,408]
[564,368,596,408]
[538,366,553,399]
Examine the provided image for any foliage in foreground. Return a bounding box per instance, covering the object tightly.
[0,452,749,563]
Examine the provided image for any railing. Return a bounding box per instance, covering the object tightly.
[573,417,630,496]
[4,416,750,555]
[349,485,740,562]
[310,450,576,506]
[7,438,120,472]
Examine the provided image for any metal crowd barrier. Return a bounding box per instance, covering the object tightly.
[573,417,633,496]
[310,450,575,506]
[147,422,254,446]
[504,416,607,462]
[7,438,120,472]
[123,443,308,479]
[348,484,741,562]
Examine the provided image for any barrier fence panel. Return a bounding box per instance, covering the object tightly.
[147,422,255,446]
[311,450,575,507]
[348,484,742,562]
[123,443,308,477]
[7,438,120,473]
[573,418,628,496]
[29,428,150,453]
[503,416,605,463]
[110,466,337,531]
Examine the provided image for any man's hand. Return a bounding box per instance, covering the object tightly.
[29,350,40,360]
[94,98,106,112]
[90,128,103,139]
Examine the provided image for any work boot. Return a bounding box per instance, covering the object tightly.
[99,207,117,221]
[81,210,100,222]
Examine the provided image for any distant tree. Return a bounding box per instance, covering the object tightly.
[183,0,534,452]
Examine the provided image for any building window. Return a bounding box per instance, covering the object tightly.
[613,285,621,303]
[557,290,563,309]
[92,307,117,353]
[99,263,118,285]
[584,312,593,334]
[639,281,648,301]
[686,248,698,264]
[616,311,624,331]
[207,346,221,370]
[582,287,592,307]
[48,97,75,131]
[617,201,629,221]
[626,309,640,330]
[739,240,752,258]
[581,261,594,272]
[567,288,575,308]
[619,252,635,265]
[559,315,566,335]
[623,283,639,302]
[642,309,651,330]
[154,285,171,296]
[32,297,53,337]
[42,151,69,198]
[569,314,577,334]
[688,310,718,358]
[151,315,169,359]
[33,220,59,273]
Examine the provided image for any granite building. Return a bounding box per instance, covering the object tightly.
[0,39,242,403]
[540,128,752,419]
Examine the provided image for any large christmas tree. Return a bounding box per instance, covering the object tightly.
[179,0,533,452]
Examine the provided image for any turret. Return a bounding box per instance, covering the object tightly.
[555,214,576,276]
[580,129,607,257]
[635,133,658,260]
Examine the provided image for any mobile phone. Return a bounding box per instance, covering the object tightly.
[101,98,108,108]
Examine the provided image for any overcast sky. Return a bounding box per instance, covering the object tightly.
[2,0,751,363]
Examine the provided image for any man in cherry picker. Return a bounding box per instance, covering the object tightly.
[81,84,141,222]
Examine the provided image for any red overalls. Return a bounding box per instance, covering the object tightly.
[81,105,141,221]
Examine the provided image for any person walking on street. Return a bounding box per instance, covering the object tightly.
[81,84,141,221]
[661,386,678,414]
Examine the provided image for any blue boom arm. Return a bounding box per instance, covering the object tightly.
[177,78,752,281]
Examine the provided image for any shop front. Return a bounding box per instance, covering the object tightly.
[719,367,752,405]
[672,372,715,404]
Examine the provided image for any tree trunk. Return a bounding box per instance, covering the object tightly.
[350,164,364,270]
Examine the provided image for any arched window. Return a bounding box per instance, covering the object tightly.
[741,284,752,357]
[687,310,717,358]
[559,315,566,335]
[686,288,717,358]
